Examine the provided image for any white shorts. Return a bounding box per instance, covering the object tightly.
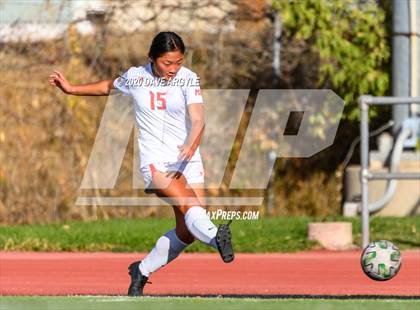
[141,161,205,189]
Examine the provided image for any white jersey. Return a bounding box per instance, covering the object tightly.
[113,63,204,168]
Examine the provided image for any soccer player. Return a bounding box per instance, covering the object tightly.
[49,31,234,296]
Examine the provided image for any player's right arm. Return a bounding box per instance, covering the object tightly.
[49,70,114,96]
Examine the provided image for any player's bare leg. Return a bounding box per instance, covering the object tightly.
[173,182,204,244]
[171,205,195,244]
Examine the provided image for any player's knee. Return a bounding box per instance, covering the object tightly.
[181,234,195,245]
[175,227,194,244]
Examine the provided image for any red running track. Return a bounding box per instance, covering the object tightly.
[0,251,419,296]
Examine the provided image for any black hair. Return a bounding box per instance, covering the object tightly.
[148,32,185,60]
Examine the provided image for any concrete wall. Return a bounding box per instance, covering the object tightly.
[345,154,420,216]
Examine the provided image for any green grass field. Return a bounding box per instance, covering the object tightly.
[0,296,419,310]
[0,216,418,252]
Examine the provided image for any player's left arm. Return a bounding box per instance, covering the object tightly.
[178,103,205,161]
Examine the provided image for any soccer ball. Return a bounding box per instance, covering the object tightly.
[360,240,402,281]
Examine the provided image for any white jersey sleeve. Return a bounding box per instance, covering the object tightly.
[113,68,132,96]
[185,73,203,105]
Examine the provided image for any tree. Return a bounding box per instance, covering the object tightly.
[272,0,390,120]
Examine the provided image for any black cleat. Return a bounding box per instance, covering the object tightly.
[127,261,150,296]
[215,220,234,263]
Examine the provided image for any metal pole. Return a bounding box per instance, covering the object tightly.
[272,12,281,86]
[266,150,277,215]
[267,11,282,215]
[365,96,420,105]
[392,0,410,133]
[409,0,419,115]
[360,97,370,248]
[369,172,420,180]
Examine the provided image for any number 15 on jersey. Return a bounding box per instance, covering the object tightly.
[149,91,166,110]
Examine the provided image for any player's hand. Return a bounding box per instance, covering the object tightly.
[177,144,194,161]
[49,70,73,94]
